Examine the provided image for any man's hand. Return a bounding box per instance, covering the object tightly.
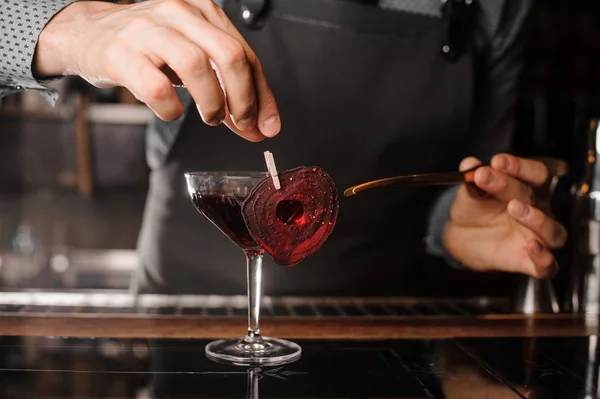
[34,0,280,142]
[443,154,567,279]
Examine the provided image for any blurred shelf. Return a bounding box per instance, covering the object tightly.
[86,104,154,125]
[0,106,72,120]
[0,103,154,125]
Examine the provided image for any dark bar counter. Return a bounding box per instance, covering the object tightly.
[2,336,599,398]
[0,292,597,398]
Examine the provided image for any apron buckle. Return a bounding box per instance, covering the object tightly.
[241,0,270,30]
[440,0,477,62]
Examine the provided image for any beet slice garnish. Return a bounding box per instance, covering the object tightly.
[242,166,339,266]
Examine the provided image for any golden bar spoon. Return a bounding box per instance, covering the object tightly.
[343,157,567,197]
[343,164,482,197]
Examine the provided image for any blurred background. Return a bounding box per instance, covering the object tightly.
[0,0,598,295]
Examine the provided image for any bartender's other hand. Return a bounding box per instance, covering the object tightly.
[34,0,280,141]
[443,154,567,279]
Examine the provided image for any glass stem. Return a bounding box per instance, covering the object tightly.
[245,250,264,341]
[246,367,260,399]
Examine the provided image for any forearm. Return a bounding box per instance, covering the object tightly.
[0,0,80,104]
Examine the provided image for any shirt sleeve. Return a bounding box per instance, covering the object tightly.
[0,0,80,105]
[424,0,534,266]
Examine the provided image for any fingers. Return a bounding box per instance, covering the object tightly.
[454,156,563,280]
[458,157,491,199]
[141,27,226,126]
[112,48,184,121]
[473,166,534,204]
[158,0,280,137]
[222,104,267,142]
[187,0,281,137]
[491,153,549,186]
[93,0,280,139]
[507,199,568,249]
[169,15,256,130]
[527,239,559,279]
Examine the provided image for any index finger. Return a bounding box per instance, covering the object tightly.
[490,154,549,186]
[185,0,281,137]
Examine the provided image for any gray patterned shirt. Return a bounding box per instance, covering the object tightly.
[0,0,76,104]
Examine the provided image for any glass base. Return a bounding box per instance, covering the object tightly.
[205,336,301,366]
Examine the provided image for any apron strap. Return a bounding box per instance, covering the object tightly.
[440,0,477,61]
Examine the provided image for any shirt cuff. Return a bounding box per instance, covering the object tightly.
[424,185,465,269]
[0,0,80,105]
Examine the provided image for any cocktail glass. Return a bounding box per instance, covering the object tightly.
[184,171,301,366]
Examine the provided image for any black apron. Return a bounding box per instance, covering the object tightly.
[134,0,473,296]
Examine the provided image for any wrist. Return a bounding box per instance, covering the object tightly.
[442,222,469,266]
[33,1,113,79]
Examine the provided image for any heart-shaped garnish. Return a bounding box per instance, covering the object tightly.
[242,166,339,266]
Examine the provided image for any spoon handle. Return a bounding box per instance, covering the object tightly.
[343,164,482,197]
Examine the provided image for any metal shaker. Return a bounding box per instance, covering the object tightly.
[565,118,600,314]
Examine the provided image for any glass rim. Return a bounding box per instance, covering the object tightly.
[184,171,269,178]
